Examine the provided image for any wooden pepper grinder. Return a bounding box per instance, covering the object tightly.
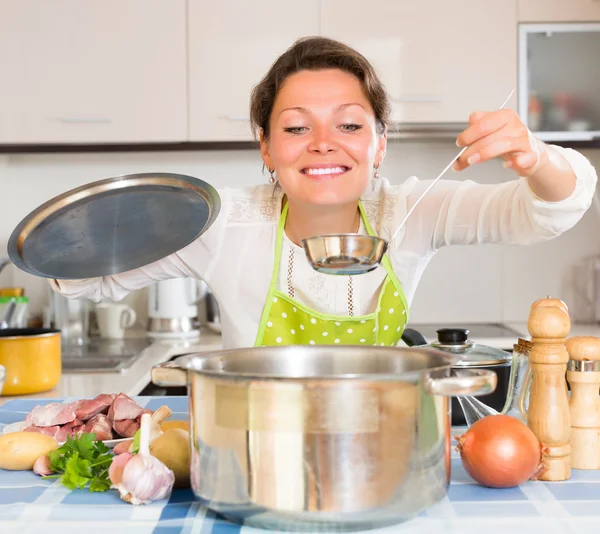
[565,336,600,470]
[527,297,571,481]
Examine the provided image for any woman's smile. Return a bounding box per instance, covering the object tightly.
[300,164,351,180]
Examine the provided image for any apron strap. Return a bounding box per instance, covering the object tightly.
[255,203,288,345]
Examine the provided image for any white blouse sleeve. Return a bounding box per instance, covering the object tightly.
[402,145,597,251]
[48,190,230,302]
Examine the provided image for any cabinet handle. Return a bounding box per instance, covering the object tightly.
[222,115,250,122]
[49,117,113,124]
[394,96,443,104]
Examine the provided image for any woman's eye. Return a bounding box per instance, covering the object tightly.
[283,126,307,134]
[340,124,363,132]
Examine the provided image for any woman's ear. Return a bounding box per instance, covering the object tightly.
[376,131,387,167]
[259,129,274,171]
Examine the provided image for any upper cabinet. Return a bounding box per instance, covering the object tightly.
[0,1,187,145]
[188,0,321,142]
[321,0,517,127]
[518,0,600,22]
[1,1,595,147]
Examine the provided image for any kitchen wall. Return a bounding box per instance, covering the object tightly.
[1,141,599,326]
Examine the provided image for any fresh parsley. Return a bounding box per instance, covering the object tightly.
[43,433,113,492]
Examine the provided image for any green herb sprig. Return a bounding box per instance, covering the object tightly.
[43,433,113,492]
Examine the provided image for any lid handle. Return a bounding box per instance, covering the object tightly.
[436,328,469,344]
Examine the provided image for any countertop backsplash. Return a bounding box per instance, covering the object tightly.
[1,141,599,325]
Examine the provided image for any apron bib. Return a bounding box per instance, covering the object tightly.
[255,202,409,347]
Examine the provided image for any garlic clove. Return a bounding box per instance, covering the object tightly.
[33,455,54,477]
[109,452,133,487]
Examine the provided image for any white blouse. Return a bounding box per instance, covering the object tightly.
[50,145,598,349]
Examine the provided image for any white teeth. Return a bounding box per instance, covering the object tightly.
[304,167,346,175]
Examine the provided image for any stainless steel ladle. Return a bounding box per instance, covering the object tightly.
[302,89,515,275]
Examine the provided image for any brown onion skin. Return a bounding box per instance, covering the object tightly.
[456,415,546,488]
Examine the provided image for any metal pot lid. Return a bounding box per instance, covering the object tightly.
[429,328,512,367]
[8,172,220,279]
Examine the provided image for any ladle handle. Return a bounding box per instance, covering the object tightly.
[390,89,515,242]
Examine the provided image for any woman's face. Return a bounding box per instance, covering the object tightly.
[260,69,386,208]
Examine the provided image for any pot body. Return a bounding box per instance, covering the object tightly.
[0,328,62,395]
[152,345,496,531]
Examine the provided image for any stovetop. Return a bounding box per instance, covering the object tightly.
[61,337,153,373]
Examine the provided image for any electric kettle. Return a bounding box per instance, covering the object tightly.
[147,278,207,339]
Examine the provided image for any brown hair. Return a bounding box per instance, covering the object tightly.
[250,36,391,140]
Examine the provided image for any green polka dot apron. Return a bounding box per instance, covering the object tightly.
[255,201,410,347]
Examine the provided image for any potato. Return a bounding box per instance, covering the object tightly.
[160,420,189,432]
[0,432,59,471]
[150,429,191,488]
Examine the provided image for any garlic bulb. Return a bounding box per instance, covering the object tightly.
[109,413,174,505]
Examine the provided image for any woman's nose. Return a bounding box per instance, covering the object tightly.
[308,126,337,154]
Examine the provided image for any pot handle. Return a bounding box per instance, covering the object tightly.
[151,356,190,387]
[425,369,497,397]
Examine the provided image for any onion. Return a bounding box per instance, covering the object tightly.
[456,414,547,488]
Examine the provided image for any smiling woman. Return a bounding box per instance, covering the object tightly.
[47,36,598,350]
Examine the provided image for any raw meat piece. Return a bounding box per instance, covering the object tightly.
[75,394,117,421]
[23,425,60,438]
[54,424,74,443]
[112,406,153,438]
[85,414,113,441]
[108,394,145,422]
[71,425,85,438]
[112,419,140,438]
[25,403,77,427]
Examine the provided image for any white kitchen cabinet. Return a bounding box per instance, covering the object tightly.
[188,0,320,142]
[321,0,517,127]
[518,0,600,22]
[0,1,187,145]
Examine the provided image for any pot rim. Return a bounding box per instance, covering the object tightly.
[0,328,61,341]
[176,345,460,382]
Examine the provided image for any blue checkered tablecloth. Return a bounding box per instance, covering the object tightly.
[2,397,600,534]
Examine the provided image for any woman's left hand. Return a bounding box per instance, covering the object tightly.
[453,109,547,177]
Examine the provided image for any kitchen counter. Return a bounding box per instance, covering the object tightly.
[0,328,223,408]
[2,396,600,534]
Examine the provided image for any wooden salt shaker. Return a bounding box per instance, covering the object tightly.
[527,297,571,481]
[566,336,600,470]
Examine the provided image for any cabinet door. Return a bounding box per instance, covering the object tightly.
[321,0,517,126]
[519,0,600,22]
[0,1,187,144]
[188,0,320,142]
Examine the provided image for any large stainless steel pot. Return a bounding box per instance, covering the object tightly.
[151,345,496,532]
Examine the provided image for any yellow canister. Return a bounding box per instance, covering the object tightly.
[0,328,62,396]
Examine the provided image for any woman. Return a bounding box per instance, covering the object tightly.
[50,37,597,349]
